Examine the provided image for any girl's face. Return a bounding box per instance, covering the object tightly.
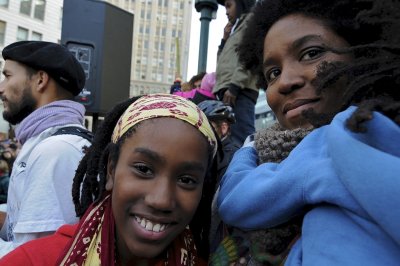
[224,0,237,23]
[106,118,209,264]
[263,14,353,129]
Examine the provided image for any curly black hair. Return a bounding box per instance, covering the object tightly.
[72,96,219,260]
[238,0,400,130]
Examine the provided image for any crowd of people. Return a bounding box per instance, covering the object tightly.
[0,0,398,265]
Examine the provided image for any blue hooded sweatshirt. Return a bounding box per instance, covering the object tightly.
[218,106,400,265]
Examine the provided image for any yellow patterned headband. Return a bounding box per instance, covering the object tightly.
[112,93,218,158]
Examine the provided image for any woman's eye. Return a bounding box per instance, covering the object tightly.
[133,163,153,176]
[301,48,324,60]
[265,68,281,83]
[178,176,199,189]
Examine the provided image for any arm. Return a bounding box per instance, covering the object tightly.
[220,17,256,106]
[328,108,400,245]
[217,146,306,230]
[2,136,84,255]
[217,21,233,59]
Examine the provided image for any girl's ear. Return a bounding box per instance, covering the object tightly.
[105,158,115,191]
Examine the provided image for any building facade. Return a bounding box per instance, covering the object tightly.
[0,0,63,70]
[0,0,193,97]
[107,0,192,96]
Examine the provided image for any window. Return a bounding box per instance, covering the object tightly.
[0,21,5,46]
[20,0,46,20]
[59,7,63,29]
[20,0,32,15]
[17,27,29,41]
[31,31,42,41]
[19,0,32,16]
[34,0,46,20]
[0,0,9,8]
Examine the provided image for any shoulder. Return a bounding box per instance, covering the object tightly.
[0,224,77,264]
[31,129,90,158]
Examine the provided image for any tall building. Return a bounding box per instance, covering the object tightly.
[0,0,193,97]
[0,0,63,70]
[106,0,193,96]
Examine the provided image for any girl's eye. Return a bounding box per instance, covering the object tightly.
[265,68,281,84]
[301,47,324,61]
[177,176,199,189]
[133,163,153,177]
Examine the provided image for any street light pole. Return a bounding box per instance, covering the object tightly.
[195,0,218,74]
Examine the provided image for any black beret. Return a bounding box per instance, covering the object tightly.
[2,41,85,96]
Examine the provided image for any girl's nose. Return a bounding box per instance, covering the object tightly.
[145,177,176,212]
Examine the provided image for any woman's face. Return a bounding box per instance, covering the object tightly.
[224,0,237,23]
[106,118,209,264]
[263,14,353,129]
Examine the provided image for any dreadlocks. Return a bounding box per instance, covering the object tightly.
[238,0,400,129]
[71,96,218,259]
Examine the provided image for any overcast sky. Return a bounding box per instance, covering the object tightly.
[187,3,227,80]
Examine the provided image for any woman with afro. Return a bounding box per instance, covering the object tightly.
[216,0,400,265]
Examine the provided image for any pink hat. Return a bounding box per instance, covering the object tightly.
[200,72,216,92]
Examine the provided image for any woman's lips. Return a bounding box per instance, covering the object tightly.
[135,215,169,233]
[283,98,319,114]
[131,214,176,241]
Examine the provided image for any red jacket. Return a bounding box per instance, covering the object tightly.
[0,224,76,265]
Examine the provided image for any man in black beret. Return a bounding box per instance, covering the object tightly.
[0,41,91,257]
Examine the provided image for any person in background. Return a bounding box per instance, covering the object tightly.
[0,140,18,176]
[0,93,219,265]
[0,41,91,256]
[213,0,258,145]
[217,0,400,265]
[181,81,192,92]
[188,72,207,91]
[0,160,8,205]
[198,100,239,181]
[198,100,244,265]
[169,77,182,94]
[174,72,217,104]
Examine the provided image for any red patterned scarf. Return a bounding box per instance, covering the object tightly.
[57,195,205,265]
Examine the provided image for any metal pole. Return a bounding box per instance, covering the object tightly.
[197,8,213,73]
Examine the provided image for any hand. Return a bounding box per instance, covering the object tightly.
[223,90,237,107]
[223,22,233,41]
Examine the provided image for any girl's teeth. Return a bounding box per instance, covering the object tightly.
[153,224,161,232]
[140,219,146,228]
[136,216,168,232]
[145,221,153,230]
